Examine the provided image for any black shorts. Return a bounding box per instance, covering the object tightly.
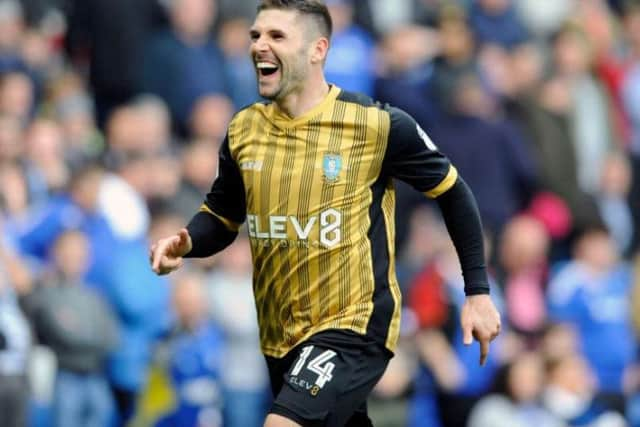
[265,329,392,427]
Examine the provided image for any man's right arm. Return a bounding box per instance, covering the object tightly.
[184,136,247,258]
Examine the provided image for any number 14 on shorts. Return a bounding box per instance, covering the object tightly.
[290,345,337,389]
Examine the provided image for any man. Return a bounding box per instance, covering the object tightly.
[150,1,501,426]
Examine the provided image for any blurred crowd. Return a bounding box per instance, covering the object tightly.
[2,0,640,426]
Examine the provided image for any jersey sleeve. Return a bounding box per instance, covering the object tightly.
[185,136,246,258]
[200,135,247,230]
[383,107,490,295]
[383,107,457,198]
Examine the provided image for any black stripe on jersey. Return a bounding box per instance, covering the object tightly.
[338,105,367,316]
[297,118,321,327]
[278,127,297,345]
[256,122,280,346]
[365,174,394,347]
[318,100,347,321]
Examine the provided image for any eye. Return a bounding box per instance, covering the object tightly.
[249,31,260,41]
[270,31,285,41]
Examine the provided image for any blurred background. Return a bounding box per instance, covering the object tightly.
[2,0,640,426]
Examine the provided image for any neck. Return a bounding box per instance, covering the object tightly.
[276,76,331,119]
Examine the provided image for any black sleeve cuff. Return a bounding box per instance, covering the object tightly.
[184,211,238,258]
[435,178,490,296]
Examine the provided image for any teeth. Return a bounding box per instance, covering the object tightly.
[257,62,278,69]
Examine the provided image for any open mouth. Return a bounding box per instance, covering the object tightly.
[256,61,279,77]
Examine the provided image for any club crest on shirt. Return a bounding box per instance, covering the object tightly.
[322,153,342,183]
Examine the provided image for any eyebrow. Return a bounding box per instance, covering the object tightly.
[249,28,287,38]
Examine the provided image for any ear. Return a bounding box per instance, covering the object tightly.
[310,36,329,64]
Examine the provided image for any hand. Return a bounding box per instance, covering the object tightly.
[150,228,192,275]
[460,294,501,366]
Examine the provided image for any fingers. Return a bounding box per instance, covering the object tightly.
[151,241,166,273]
[157,255,183,275]
[462,321,473,346]
[150,235,180,274]
[475,325,500,366]
[479,337,489,366]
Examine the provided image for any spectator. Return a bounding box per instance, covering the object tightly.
[427,6,479,116]
[596,152,634,255]
[64,0,165,126]
[22,118,69,202]
[0,71,35,125]
[0,220,32,427]
[140,0,230,135]
[218,17,258,110]
[156,271,224,427]
[430,72,537,234]
[171,139,220,223]
[551,22,616,196]
[15,161,109,264]
[374,25,439,130]
[206,235,270,427]
[505,44,603,236]
[467,351,562,427]
[23,229,119,427]
[324,0,376,96]
[542,351,628,426]
[408,240,504,427]
[0,114,24,162]
[547,226,636,415]
[498,214,550,338]
[48,72,104,165]
[0,0,29,75]
[188,94,234,144]
[506,44,598,232]
[0,161,30,223]
[469,0,529,49]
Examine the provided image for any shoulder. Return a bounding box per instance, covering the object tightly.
[335,89,417,125]
[228,101,270,130]
[336,88,378,108]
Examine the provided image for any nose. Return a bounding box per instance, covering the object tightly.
[254,38,269,53]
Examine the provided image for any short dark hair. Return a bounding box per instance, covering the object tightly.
[257,0,332,39]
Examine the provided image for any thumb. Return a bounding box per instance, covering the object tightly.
[178,228,190,245]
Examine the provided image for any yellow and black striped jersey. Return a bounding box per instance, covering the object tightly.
[200,85,458,357]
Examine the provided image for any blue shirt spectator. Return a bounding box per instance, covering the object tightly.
[325,26,376,96]
[140,0,230,135]
[548,261,635,394]
[156,323,225,427]
[325,0,376,96]
[547,228,636,398]
[469,0,529,49]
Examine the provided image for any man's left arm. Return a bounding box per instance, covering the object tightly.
[383,107,501,365]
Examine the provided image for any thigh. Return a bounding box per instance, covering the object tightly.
[268,330,390,427]
[54,371,84,427]
[85,375,115,427]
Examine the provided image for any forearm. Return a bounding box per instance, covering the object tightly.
[435,178,490,295]
[184,211,238,258]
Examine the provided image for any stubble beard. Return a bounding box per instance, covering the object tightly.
[261,48,308,102]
